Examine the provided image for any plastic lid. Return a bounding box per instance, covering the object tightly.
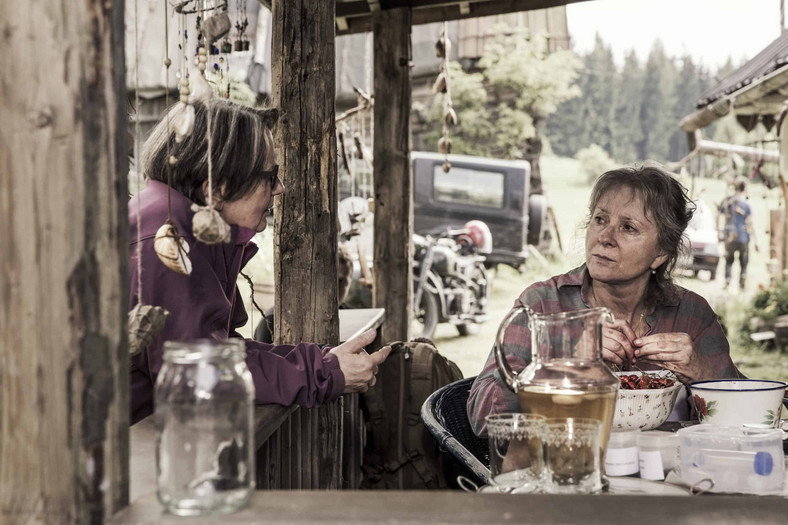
[637,430,679,448]
[753,451,774,476]
[608,430,639,448]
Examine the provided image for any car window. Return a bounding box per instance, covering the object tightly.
[432,165,505,208]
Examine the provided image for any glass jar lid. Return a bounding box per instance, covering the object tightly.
[162,339,245,363]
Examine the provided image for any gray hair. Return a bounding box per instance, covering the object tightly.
[141,99,279,205]
[587,163,695,305]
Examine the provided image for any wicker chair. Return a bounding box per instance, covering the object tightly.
[421,376,490,486]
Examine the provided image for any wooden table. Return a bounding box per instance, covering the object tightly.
[112,490,788,524]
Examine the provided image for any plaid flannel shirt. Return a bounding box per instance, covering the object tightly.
[467,265,743,436]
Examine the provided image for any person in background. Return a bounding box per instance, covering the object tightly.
[129,99,390,425]
[468,164,744,436]
[718,176,759,290]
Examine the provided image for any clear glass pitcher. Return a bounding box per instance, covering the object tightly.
[494,306,619,460]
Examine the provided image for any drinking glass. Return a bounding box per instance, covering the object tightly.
[543,417,602,494]
[485,413,547,493]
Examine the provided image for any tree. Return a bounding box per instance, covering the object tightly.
[610,50,644,163]
[577,34,617,153]
[638,41,677,162]
[421,28,582,188]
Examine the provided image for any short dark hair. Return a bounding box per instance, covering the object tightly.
[142,99,279,205]
[587,163,695,305]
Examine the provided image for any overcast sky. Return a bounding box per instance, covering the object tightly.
[567,0,783,69]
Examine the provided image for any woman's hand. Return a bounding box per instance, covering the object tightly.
[633,332,711,383]
[329,329,391,393]
[601,319,637,366]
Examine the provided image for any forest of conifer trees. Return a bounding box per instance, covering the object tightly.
[545,34,739,165]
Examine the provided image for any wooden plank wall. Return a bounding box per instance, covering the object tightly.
[0,0,129,522]
[255,397,361,490]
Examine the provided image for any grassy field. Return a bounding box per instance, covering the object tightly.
[434,156,788,383]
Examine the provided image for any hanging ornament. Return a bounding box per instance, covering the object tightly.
[127,0,170,355]
[201,11,231,45]
[438,136,452,155]
[433,22,455,174]
[191,204,231,244]
[432,72,447,94]
[128,303,171,356]
[154,223,193,275]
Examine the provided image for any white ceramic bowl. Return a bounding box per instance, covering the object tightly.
[612,371,683,431]
[689,379,787,427]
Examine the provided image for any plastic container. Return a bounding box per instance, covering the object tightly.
[604,430,640,476]
[677,425,785,495]
[637,431,679,481]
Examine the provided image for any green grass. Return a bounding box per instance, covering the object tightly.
[436,156,788,383]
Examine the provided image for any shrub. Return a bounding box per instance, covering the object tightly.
[575,144,618,184]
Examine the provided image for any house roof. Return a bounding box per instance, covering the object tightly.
[696,31,788,108]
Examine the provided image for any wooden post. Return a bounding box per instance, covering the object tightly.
[271,0,339,346]
[779,114,788,277]
[373,7,413,343]
[270,0,343,491]
[0,0,129,522]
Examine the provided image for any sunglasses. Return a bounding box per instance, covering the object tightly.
[263,164,280,190]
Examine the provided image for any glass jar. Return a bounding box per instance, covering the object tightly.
[155,339,255,516]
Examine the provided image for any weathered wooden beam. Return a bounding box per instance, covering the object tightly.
[271,0,339,346]
[337,0,590,35]
[0,0,129,522]
[112,490,788,524]
[373,7,413,342]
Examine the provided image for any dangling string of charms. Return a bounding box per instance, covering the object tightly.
[186,0,232,244]
[434,22,456,173]
[128,0,171,355]
[154,0,194,275]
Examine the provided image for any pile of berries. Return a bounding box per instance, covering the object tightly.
[618,373,676,390]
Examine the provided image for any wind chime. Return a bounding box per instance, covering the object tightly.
[128,0,171,355]
[130,0,244,353]
[434,22,457,173]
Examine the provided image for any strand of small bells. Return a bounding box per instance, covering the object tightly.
[434,22,457,173]
[129,1,246,356]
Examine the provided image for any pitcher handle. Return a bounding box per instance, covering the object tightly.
[494,304,532,393]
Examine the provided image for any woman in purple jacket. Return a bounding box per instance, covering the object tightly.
[129,99,389,425]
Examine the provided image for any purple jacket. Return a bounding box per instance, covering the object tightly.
[129,180,344,425]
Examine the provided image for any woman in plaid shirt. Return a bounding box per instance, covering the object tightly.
[468,164,744,435]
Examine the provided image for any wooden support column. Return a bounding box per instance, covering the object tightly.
[271,0,339,346]
[373,7,413,343]
[0,0,129,522]
[779,113,788,278]
[270,0,343,491]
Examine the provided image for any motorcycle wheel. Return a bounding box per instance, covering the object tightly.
[456,322,479,336]
[412,291,439,340]
[456,264,490,337]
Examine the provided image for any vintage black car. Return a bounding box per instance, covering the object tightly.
[412,151,547,269]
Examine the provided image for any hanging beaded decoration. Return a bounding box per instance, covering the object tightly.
[434,22,456,173]
[153,0,194,274]
[128,0,171,356]
[188,0,233,245]
[234,0,249,52]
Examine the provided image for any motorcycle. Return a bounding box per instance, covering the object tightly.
[411,221,491,338]
[339,197,491,339]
